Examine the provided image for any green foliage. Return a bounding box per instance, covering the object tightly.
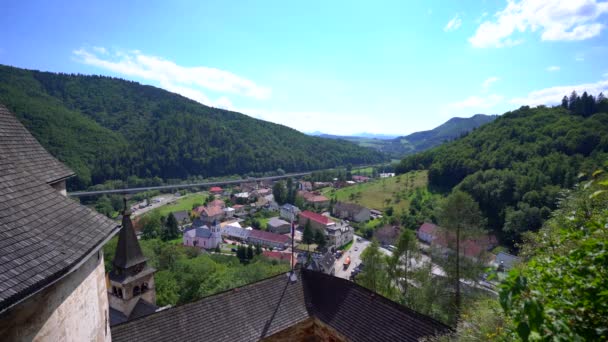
[272,181,287,205]
[114,238,290,306]
[314,230,326,250]
[0,65,384,190]
[499,172,608,341]
[160,213,180,241]
[140,212,162,240]
[357,239,390,293]
[397,104,608,244]
[302,220,314,247]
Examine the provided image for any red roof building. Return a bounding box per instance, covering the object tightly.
[209,186,223,194]
[248,229,291,250]
[298,210,335,232]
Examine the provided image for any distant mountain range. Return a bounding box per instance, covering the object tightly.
[0,65,385,189]
[308,114,498,158]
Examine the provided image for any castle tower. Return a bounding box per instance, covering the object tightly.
[108,199,157,323]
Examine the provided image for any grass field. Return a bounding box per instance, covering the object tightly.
[148,193,207,218]
[321,170,428,213]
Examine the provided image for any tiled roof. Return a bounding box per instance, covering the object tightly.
[0,106,119,313]
[209,186,223,192]
[222,225,251,240]
[184,226,212,239]
[0,105,74,184]
[334,201,367,213]
[203,205,224,217]
[171,210,190,223]
[268,217,289,228]
[248,229,291,244]
[111,270,451,341]
[418,222,440,235]
[300,210,333,225]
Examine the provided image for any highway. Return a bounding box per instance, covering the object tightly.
[68,172,312,197]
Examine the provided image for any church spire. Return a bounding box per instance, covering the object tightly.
[113,198,147,270]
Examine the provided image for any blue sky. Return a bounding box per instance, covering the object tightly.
[1,0,608,135]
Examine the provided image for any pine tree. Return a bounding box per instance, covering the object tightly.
[314,229,326,250]
[561,95,569,109]
[435,190,485,325]
[247,244,254,260]
[302,219,314,252]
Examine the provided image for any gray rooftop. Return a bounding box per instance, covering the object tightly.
[0,105,74,184]
[111,269,451,341]
[0,105,119,313]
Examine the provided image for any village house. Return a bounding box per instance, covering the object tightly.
[193,205,225,225]
[417,223,498,261]
[298,190,330,208]
[208,199,226,208]
[299,210,336,232]
[325,221,354,250]
[307,252,336,275]
[374,225,401,246]
[232,204,246,216]
[183,221,222,250]
[171,210,191,227]
[209,186,223,195]
[332,202,371,222]
[494,252,520,272]
[417,222,439,244]
[247,229,291,250]
[221,224,251,242]
[262,251,296,267]
[298,180,313,191]
[223,206,235,218]
[352,175,370,183]
[280,203,300,222]
[267,217,291,234]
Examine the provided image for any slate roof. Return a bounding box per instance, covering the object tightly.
[222,225,251,240]
[248,229,291,244]
[334,201,367,214]
[268,217,290,228]
[111,269,450,341]
[113,210,147,269]
[184,226,212,239]
[0,106,119,313]
[172,210,190,223]
[0,105,74,184]
[110,298,159,326]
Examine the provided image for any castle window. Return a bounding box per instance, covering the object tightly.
[112,286,117,295]
[142,282,148,292]
[133,286,141,296]
[118,289,123,298]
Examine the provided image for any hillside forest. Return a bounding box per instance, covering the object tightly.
[395,92,608,247]
[0,64,385,190]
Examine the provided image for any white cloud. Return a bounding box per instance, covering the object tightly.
[469,0,608,48]
[444,14,463,32]
[482,76,500,89]
[510,77,608,106]
[442,94,504,116]
[92,46,107,54]
[546,65,561,71]
[73,47,271,103]
[575,54,585,61]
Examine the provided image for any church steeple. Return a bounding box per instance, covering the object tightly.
[107,198,157,323]
[113,198,147,270]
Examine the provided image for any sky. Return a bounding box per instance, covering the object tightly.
[1,0,608,135]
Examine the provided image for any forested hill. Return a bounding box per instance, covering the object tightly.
[396,100,608,246]
[400,113,497,152]
[0,65,385,189]
[309,114,497,158]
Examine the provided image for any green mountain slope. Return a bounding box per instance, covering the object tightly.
[396,104,608,245]
[312,114,497,158]
[0,65,385,189]
[401,114,497,152]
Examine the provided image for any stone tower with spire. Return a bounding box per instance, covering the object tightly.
[108,199,157,323]
[209,219,222,248]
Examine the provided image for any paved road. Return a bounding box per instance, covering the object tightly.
[131,194,177,217]
[334,238,370,280]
